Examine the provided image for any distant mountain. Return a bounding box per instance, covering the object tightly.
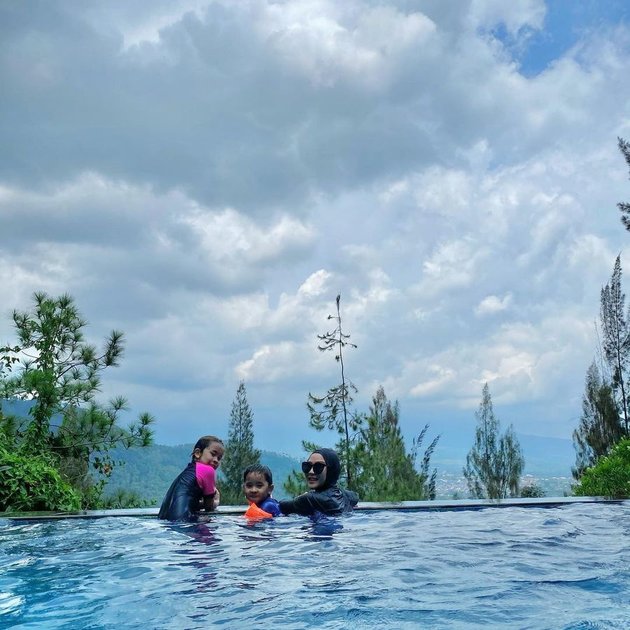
[103,444,301,506]
[0,398,33,423]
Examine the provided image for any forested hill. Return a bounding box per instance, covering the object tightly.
[103,445,300,505]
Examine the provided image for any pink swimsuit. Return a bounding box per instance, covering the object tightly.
[195,461,216,495]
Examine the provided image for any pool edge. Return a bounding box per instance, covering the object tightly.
[1,496,627,521]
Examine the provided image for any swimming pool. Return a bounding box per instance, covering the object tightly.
[1,502,629,629]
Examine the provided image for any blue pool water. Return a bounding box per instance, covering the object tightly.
[1,502,629,629]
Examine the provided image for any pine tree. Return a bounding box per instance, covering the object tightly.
[617,136,630,232]
[0,292,154,508]
[463,383,524,499]
[352,386,439,501]
[307,294,359,488]
[572,361,623,479]
[599,255,630,434]
[220,381,260,505]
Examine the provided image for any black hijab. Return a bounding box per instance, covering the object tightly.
[312,448,340,489]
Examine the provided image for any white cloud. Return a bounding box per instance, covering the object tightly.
[235,341,307,383]
[259,2,436,88]
[410,365,456,397]
[2,1,630,451]
[475,293,513,316]
[183,208,315,266]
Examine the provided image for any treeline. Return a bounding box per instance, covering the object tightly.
[222,295,529,504]
[0,284,623,514]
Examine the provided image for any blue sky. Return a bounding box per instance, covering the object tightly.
[1,0,630,460]
[498,0,630,76]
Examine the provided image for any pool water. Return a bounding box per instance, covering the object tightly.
[1,502,629,629]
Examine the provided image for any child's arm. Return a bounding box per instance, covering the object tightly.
[196,463,218,511]
[202,493,216,511]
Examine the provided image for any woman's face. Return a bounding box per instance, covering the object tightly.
[303,452,327,490]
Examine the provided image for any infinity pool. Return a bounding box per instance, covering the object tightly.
[1,502,629,629]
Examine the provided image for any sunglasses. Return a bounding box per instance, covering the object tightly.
[301,461,326,475]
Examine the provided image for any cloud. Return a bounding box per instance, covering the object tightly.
[6,0,621,212]
[476,293,513,315]
[2,1,630,451]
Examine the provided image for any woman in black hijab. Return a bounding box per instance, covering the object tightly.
[279,448,359,517]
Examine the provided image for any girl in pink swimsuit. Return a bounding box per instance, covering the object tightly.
[158,435,224,521]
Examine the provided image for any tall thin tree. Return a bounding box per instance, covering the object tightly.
[617,136,630,231]
[572,361,622,479]
[221,381,260,505]
[599,255,630,434]
[307,295,358,488]
[463,383,524,499]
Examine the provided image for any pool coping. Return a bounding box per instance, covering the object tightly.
[1,496,627,520]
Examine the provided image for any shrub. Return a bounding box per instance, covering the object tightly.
[520,483,545,498]
[0,447,81,512]
[98,489,153,509]
[573,437,630,499]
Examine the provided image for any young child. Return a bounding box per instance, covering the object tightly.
[279,448,358,517]
[158,435,224,521]
[243,464,281,517]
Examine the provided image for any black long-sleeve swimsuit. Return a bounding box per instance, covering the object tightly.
[279,485,359,517]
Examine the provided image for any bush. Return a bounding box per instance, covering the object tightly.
[0,448,81,512]
[98,489,154,509]
[573,437,630,499]
[520,483,545,498]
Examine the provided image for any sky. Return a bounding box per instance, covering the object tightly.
[2,0,630,458]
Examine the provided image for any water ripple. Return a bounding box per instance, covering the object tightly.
[0,504,629,628]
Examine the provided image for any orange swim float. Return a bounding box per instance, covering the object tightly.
[244,502,273,519]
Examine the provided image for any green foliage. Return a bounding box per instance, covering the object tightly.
[283,468,308,497]
[220,381,261,505]
[573,361,623,479]
[307,294,358,488]
[0,426,81,512]
[98,489,154,509]
[520,483,545,498]
[285,388,440,503]
[573,254,630,483]
[0,292,154,510]
[351,386,439,501]
[573,437,630,498]
[617,136,630,232]
[599,255,630,434]
[463,383,524,499]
